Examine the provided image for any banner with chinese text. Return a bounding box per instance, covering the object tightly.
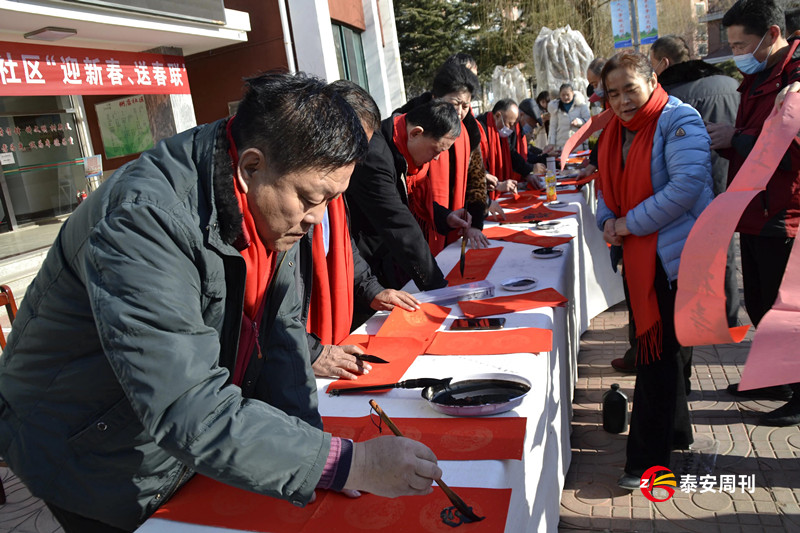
[0,41,190,96]
[610,0,633,49]
[637,0,659,45]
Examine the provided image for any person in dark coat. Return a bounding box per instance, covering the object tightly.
[346,100,473,296]
[651,34,742,334]
[706,0,800,422]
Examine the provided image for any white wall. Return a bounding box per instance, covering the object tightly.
[376,0,406,112]
[288,0,340,82]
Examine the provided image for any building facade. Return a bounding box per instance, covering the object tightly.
[0,0,404,232]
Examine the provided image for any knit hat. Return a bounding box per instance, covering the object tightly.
[518,98,541,124]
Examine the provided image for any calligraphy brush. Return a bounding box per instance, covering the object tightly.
[368,399,485,523]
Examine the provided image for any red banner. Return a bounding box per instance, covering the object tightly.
[0,41,190,96]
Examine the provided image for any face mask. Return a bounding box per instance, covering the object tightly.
[496,116,513,137]
[594,85,605,98]
[522,123,533,135]
[734,32,772,75]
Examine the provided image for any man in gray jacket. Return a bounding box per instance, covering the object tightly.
[0,73,441,532]
[651,34,742,331]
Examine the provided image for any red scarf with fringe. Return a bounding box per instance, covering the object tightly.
[598,84,669,364]
[227,118,276,385]
[307,197,354,344]
[393,114,436,245]
[428,122,470,253]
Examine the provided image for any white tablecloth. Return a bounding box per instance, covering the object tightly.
[137,189,624,533]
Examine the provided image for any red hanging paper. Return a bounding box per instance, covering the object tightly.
[445,247,503,285]
[425,328,552,355]
[457,287,568,318]
[322,415,527,461]
[154,475,512,533]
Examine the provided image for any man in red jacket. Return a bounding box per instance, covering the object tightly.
[707,0,800,425]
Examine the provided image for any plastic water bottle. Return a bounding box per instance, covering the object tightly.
[602,383,628,433]
[545,156,557,202]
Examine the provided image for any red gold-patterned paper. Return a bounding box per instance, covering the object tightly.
[457,287,568,318]
[482,226,574,248]
[445,247,503,285]
[323,415,526,460]
[486,205,573,224]
[326,336,424,393]
[154,475,512,533]
[425,328,552,355]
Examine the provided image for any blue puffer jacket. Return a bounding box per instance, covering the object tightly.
[596,96,713,281]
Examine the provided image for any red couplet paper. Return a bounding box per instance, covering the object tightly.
[326,336,424,394]
[458,287,568,318]
[375,302,450,344]
[323,415,527,460]
[739,234,800,390]
[559,109,613,170]
[425,328,553,355]
[675,93,800,347]
[445,247,503,285]
[499,196,542,210]
[482,226,573,248]
[155,475,512,533]
[487,204,573,225]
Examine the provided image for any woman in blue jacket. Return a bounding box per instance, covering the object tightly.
[595,51,713,490]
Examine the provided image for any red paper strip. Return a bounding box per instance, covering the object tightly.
[675,93,800,347]
[482,226,574,248]
[559,109,614,170]
[445,247,503,285]
[739,230,800,390]
[425,328,552,355]
[458,287,568,318]
[322,415,527,460]
[487,204,573,224]
[375,303,450,343]
[155,475,512,533]
[499,196,542,209]
[326,336,423,393]
[339,334,370,348]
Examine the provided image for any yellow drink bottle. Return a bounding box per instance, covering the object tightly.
[545,156,557,203]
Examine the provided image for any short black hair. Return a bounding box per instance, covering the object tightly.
[559,83,574,92]
[232,72,368,175]
[329,79,381,134]
[444,52,478,72]
[651,35,691,64]
[722,0,785,36]
[491,98,517,113]
[405,99,462,139]
[432,62,480,99]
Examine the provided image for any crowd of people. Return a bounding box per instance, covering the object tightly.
[0,0,797,529]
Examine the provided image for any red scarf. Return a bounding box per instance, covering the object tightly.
[597,84,669,364]
[515,122,528,163]
[227,118,276,385]
[428,122,470,253]
[307,197,355,344]
[479,112,513,201]
[393,114,436,244]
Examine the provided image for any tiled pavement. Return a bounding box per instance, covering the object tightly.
[559,301,800,532]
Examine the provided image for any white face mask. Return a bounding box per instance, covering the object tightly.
[496,115,513,137]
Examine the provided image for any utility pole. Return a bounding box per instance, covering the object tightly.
[629,0,641,52]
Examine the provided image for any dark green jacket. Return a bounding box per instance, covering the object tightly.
[0,120,329,530]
